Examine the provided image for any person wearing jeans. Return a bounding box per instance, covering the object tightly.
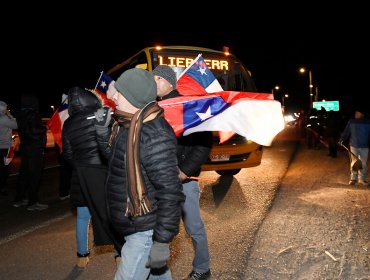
[76,206,91,261]
[339,108,370,186]
[154,65,213,280]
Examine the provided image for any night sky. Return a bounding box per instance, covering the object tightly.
[4,5,368,117]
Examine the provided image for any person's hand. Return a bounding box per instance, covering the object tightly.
[94,106,111,127]
[178,168,188,181]
[338,140,343,146]
[145,242,170,269]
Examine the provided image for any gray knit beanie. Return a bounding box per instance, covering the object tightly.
[153,65,177,89]
[114,68,157,109]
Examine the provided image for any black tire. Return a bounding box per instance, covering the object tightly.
[216,169,241,176]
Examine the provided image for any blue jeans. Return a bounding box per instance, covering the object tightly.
[350,147,369,181]
[115,230,172,280]
[76,206,91,255]
[182,180,210,273]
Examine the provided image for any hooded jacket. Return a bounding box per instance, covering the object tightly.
[0,101,17,149]
[62,87,106,207]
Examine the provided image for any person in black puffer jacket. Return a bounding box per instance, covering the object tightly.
[94,68,185,280]
[62,87,119,268]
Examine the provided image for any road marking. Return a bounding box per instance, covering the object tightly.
[0,212,72,245]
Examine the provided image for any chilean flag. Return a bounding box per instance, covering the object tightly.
[94,71,116,110]
[159,91,284,146]
[177,54,224,96]
[48,94,69,152]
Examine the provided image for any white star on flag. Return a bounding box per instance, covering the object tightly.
[100,80,107,89]
[196,106,213,120]
[197,67,207,75]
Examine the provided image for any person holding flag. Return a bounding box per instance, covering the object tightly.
[154,65,212,280]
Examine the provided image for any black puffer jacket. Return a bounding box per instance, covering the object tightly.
[161,90,212,182]
[62,87,106,207]
[96,109,185,243]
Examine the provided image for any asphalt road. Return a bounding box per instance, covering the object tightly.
[1,126,367,279]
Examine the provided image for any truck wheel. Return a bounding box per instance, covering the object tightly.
[216,169,241,176]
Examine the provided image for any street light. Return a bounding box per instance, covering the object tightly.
[299,67,314,108]
[282,93,289,113]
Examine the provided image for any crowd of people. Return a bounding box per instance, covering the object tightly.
[2,66,370,279]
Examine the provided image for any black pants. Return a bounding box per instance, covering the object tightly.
[14,146,44,205]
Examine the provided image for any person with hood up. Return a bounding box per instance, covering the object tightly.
[13,94,48,210]
[62,87,119,268]
[94,68,185,280]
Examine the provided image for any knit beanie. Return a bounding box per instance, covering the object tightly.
[0,101,7,112]
[114,68,157,109]
[153,65,177,89]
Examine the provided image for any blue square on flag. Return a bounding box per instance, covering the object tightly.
[96,72,113,94]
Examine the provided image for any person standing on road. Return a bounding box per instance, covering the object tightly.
[154,65,213,280]
[0,101,18,196]
[339,108,370,186]
[62,86,118,268]
[13,94,48,210]
[94,68,185,280]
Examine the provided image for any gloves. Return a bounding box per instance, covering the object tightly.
[145,242,170,269]
[94,106,112,127]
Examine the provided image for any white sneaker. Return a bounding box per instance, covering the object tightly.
[27,203,48,211]
[13,199,29,207]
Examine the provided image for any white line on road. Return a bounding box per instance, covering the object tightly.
[0,212,72,245]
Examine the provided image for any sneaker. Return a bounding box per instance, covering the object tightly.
[359,180,370,186]
[77,256,89,268]
[187,269,211,280]
[13,199,29,207]
[26,202,48,211]
[348,180,356,185]
[59,194,70,201]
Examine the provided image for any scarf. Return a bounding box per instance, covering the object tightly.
[112,101,164,217]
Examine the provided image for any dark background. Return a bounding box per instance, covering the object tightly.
[3,4,368,117]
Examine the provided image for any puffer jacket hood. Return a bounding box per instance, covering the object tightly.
[67,87,102,116]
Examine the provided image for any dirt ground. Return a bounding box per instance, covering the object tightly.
[169,128,370,280]
[245,142,370,280]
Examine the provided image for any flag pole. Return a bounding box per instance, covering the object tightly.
[177,54,202,79]
[94,71,103,90]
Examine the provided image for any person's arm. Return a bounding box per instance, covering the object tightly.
[178,131,212,177]
[144,124,185,243]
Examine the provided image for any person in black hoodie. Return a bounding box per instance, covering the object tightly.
[154,65,213,280]
[62,87,119,268]
[13,94,48,211]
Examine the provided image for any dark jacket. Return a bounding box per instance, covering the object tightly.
[340,116,370,148]
[17,94,46,150]
[96,107,185,244]
[62,87,106,207]
[161,90,212,182]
